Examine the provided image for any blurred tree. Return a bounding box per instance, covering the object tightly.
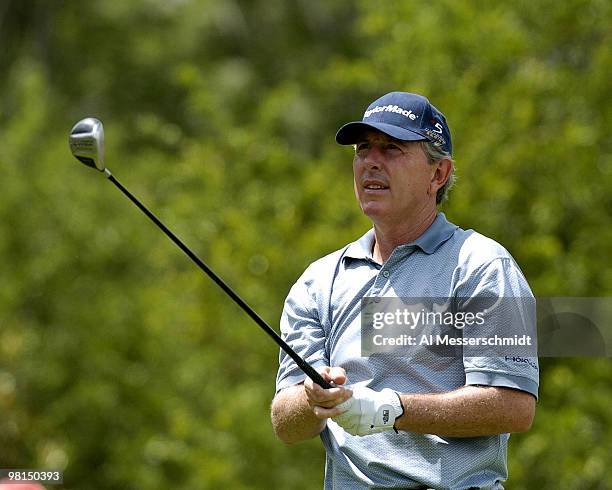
[0,0,610,488]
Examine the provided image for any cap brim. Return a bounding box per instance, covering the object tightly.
[335,121,427,145]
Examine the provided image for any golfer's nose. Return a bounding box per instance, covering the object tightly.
[364,145,385,169]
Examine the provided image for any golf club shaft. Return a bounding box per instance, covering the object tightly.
[103,169,332,389]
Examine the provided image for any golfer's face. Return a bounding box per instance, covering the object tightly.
[353,131,434,224]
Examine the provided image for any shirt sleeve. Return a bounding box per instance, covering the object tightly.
[459,257,540,399]
[275,272,329,393]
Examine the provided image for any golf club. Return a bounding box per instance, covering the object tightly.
[69,117,333,389]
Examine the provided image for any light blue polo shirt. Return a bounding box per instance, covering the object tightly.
[276,213,539,490]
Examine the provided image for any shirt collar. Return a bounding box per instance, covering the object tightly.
[344,228,376,261]
[413,212,458,254]
[343,213,458,261]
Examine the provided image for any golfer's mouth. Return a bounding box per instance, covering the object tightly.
[363,179,389,192]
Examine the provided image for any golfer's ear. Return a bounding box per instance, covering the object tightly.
[431,158,453,193]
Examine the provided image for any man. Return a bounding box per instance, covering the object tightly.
[271,92,539,489]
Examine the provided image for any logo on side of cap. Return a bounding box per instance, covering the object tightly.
[423,119,447,148]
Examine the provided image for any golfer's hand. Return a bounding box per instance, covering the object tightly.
[304,367,353,419]
[332,386,404,436]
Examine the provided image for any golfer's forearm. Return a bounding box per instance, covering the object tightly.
[395,386,535,437]
[271,385,326,444]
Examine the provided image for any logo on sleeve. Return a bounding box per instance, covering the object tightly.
[504,356,538,370]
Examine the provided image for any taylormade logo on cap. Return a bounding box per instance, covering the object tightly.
[364,105,418,121]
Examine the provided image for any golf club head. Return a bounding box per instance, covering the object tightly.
[69,118,105,171]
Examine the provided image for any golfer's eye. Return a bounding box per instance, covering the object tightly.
[355,142,370,156]
[355,141,404,158]
[383,143,403,156]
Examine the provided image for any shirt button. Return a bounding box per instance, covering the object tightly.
[382,270,390,278]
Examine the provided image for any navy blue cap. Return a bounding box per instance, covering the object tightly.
[335,92,452,155]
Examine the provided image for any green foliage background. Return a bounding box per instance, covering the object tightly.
[0,1,610,488]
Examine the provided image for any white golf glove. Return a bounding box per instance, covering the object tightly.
[332,386,404,436]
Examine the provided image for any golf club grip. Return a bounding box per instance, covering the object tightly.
[105,173,333,390]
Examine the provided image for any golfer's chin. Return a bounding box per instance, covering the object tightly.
[359,201,392,221]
